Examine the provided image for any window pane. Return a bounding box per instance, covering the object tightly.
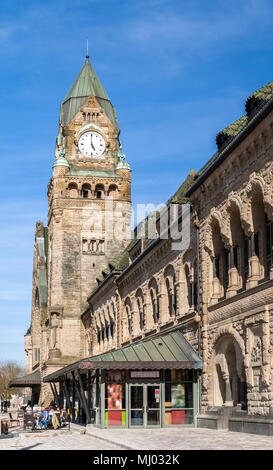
[131,410,143,426]
[147,410,160,426]
[131,386,143,409]
[165,383,193,409]
[147,386,160,409]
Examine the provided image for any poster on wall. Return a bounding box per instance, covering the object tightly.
[171,384,185,408]
[107,384,122,409]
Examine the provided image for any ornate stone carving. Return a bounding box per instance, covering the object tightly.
[251,336,262,364]
[53,208,63,223]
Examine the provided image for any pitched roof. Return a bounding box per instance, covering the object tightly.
[61,57,119,128]
[167,168,197,204]
[9,370,41,388]
[43,330,202,382]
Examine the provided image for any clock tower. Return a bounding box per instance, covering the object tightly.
[40,55,132,402]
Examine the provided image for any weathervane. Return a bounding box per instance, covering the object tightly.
[86,38,89,60]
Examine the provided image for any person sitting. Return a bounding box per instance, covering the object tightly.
[57,408,66,427]
[51,409,60,430]
[39,407,50,429]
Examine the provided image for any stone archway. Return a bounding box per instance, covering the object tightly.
[208,331,247,409]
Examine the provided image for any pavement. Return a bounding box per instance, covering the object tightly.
[1,423,273,450]
[84,425,273,450]
[0,428,121,450]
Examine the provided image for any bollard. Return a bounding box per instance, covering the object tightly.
[1,420,9,435]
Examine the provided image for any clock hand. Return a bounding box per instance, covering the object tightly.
[90,134,95,150]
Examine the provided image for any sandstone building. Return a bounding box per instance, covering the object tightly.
[20,56,132,404]
[11,58,273,432]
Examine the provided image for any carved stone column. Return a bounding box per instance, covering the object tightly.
[132,303,141,337]
[144,290,155,330]
[247,234,260,288]
[227,247,239,298]
[158,279,169,324]
[211,257,221,305]
[222,372,233,406]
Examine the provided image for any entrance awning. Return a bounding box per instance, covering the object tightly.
[9,370,41,388]
[43,330,202,383]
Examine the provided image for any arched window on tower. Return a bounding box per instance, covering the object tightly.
[81,183,91,198]
[68,183,78,198]
[35,288,40,309]
[95,184,105,199]
[108,185,118,199]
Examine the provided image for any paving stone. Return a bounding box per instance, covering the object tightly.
[1,425,273,450]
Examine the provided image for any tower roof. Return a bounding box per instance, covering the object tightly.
[61,57,119,129]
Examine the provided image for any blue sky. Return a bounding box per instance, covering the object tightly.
[1,0,273,365]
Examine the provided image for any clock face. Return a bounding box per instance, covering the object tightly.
[78,131,106,157]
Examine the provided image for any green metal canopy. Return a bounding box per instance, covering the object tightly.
[43,331,202,383]
[9,370,41,388]
[61,57,119,129]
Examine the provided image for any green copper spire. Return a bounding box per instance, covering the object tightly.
[61,56,119,129]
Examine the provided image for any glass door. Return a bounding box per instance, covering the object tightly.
[129,384,161,427]
[130,385,144,427]
[146,384,161,427]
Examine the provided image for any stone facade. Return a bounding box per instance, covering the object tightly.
[81,79,273,418]
[82,225,200,360]
[25,57,273,418]
[187,94,273,415]
[25,57,132,404]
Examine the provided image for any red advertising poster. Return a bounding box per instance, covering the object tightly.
[107,384,122,409]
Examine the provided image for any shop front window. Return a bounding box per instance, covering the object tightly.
[165,369,194,425]
[105,370,126,426]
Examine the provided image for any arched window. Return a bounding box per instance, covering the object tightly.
[185,264,192,309]
[108,185,118,199]
[95,184,105,199]
[265,214,273,278]
[97,329,101,345]
[35,288,39,308]
[149,278,160,323]
[110,320,114,338]
[105,322,109,341]
[68,183,78,198]
[136,290,145,330]
[165,265,176,316]
[125,298,133,336]
[81,183,91,198]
